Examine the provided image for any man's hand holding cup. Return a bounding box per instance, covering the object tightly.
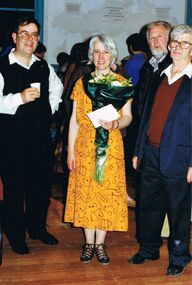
[21,82,41,103]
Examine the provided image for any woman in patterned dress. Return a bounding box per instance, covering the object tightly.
[64,34,133,265]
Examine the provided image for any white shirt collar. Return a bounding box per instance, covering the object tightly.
[161,63,192,84]
[149,54,167,72]
[9,48,40,69]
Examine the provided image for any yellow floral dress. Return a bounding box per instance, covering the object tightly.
[64,75,129,231]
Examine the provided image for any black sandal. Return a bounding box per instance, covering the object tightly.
[80,243,95,263]
[95,243,110,265]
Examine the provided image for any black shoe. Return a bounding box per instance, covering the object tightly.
[95,244,110,265]
[11,242,29,255]
[166,264,184,276]
[128,252,160,264]
[30,231,59,245]
[80,243,95,263]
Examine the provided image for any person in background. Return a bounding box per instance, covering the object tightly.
[56,52,73,89]
[54,51,74,147]
[64,40,92,111]
[0,17,63,255]
[50,52,73,153]
[122,33,148,183]
[0,45,13,57]
[64,34,133,265]
[57,43,91,217]
[129,24,192,277]
[34,41,47,59]
[0,31,15,58]
[53,52,76,215]
[124,33,148,86]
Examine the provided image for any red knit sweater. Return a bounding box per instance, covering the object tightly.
[147,76,183,146]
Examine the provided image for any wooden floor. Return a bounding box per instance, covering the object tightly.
[0,177,191,285]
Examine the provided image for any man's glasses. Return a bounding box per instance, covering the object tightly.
[17,31,39,41]
[169,40,192,49]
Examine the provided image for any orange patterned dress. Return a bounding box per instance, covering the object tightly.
[64,75,129,231]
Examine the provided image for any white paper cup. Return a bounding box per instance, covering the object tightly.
[30,82,40,90]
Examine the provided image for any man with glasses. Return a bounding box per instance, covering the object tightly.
[0,17,63,254]
[129,24,192,276]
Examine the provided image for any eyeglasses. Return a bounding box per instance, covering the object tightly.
[17,31,39,41]
[169,40,192,49]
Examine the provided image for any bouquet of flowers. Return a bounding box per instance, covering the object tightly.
[89,73,132,87]
[83,72,134,182]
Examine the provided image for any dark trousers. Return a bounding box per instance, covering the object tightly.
[138,143,191,266]
[0,137,53,245]
[0,200,3,264]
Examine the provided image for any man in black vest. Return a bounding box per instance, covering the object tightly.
[0,17,63,254]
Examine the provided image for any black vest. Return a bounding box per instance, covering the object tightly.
[0,55,51,140]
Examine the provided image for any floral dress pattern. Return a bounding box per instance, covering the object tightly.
[64,75,129,231]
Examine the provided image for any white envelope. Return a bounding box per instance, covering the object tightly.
[87,104,119,128]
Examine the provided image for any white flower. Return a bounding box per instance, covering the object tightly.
[111,81,123,86]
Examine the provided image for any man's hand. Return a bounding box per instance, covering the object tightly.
[20,87,40,103]
[187,167,192,183]
[132,156,138,170]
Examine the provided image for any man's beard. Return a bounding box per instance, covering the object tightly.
[151,48,167,59]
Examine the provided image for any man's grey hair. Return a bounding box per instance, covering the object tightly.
[146,20,172,41]
[170,24,192,40]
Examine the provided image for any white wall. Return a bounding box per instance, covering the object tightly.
[44,0,187,64]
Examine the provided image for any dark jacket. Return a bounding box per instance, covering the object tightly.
[135,53,172,116]
[134,73,192,178]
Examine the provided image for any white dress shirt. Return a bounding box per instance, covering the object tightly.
[149,54,167,72]
[161,63,192,84]
[0,49,63,114]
